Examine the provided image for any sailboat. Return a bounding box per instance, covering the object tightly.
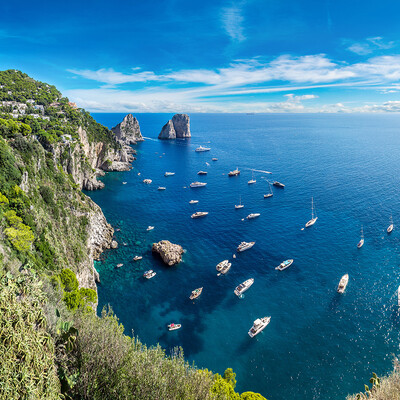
[248,169,256,184]
[387,215,394,233]
[235,196,244,209]
[305,197,318,228]
[264,181,273,198]
[357,225,364,248]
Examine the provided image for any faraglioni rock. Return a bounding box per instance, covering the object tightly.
[111,113,143,144]
[152,240,184,265]
[158,114,190,139]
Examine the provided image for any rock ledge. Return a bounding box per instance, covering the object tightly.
[152,240,183,266]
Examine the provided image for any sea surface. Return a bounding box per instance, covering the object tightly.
[87,113,400,400]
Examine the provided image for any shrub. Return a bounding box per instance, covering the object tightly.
[39,185,55,206]
[4,209,34,252]
[59,268,78,292]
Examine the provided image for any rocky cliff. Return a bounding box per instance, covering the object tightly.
[158,114,191,139]
[111,114,143,144]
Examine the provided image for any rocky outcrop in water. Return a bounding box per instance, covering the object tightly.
[158,114,190,140]
[152,240,184,265]
[111,114,143,144]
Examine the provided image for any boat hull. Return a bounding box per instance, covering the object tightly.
[305,217,318,228]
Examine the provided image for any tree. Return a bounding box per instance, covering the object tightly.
[223,368,237,389]
[241,392,268,400]
[59,268,78,292]
[211,374,240,400]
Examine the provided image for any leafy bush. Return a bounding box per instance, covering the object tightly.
[39,185,55,206]
[59,268,78,292]
[4,209,34,251]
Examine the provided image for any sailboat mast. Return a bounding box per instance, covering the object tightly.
[311,197,314,219]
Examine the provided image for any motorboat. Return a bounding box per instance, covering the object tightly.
[305,197,318,228]
[146,226,154,231]
[158,187,166,190]
[337,274,349,293]
[228,167,240,176]
[168,323,181,331]
[116,263,123,268]
[248,317,271,338]
[191,211,208,219]
[246,213,260,219]
[248,169,256,184]
[212,158,218,161]
[143,270,156,279]
[264,181,273,198]
[216,260,232,276]
[357,225,364,248]
[275,259,294,271]
[235,196,244,209]
[234,278,254,297]
[387,215,394,233]
[190,181,207,188]
[189,287,203,300]
[189,200,199,204]
[195,146,211,152]
[133,256,142,261]
[143,179,152,184]
[237,241,255,252]
[164,172,175,176]
[122,182,127,185]
[197,171,208,175]
[273,181,285,188]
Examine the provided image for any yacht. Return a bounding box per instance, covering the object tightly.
[164,172,175,177]
[146,226,154,231]
[168,323,181,331]
[228,167,240,176]
[273,181,285,188]
[143,270,156,279]
[158,186,166,190]
[248,317,271,338]
[216,260,232,276]
[197,171,208,175]
[212,158,218,161]
[189,287,203,300]
[133,256,142,261]
[357,225,364,248]
[235,196,244,209]
[143,179,152,184]
[387,215,394,233]
[264,181,273,198]
[237,241,255,252]
[189,200,199,204]
[246,213,260,220]
[190,181,207,188]
[305,197,318,228]
[191,211,208,219]
[234,278,254,297]
[337,274,349,293]
[275,259,294,271]
[248,169,256,184]
[195,146,211,152]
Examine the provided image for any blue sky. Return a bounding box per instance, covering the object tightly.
[2,0,400,112]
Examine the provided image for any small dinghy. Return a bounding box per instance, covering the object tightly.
[122,182,127,185]
[189,200,199,204]
[387,215,394,233]
[116,263,123,268]
[143,179,152,184]
[168,323,182,331]
[158,187,166,190]
[146,226,154,231]
[189,287,203,300]
[357,225,364,248]
[143,270,156,279]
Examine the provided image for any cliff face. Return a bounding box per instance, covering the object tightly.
[158,114,190,139]
[111,114,143,144]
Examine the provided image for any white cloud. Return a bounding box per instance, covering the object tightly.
[221,3,246,43]
[347,37,395,55]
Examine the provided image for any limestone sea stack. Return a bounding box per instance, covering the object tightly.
[111,114,143,144]
[158,114,190,140]
[152,240,184,266]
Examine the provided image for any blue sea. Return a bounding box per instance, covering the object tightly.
[87,113,400,400]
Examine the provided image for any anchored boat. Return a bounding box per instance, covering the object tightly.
[228,167,240,176]
[195,146,211,152]
[235,196,244,209]
[357,225,364,248]
[387,215,394,233]
[273,181,285,188]
[337,274,349,293]
[216,260,232,276]
[164,172,175,176]
[168,323,181,331]
[264,181,273,198]
[197,171,208,175]
[234,278,254,297]
[237,241,255,252]
[143,179,152,184]
[158,186,166,190]
[248,169,256,184]
[275,259,294,271]
[189,200,199,204]
[248,317,271,338]
[143,270,156,279]
[191,211,208,219]
[305,197,318,227]
[246,213,260,219]
[133,256,142,261]
[189,287,203,300]
[190,181,207,188]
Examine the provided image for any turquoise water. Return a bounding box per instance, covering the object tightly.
[87,113,400,400]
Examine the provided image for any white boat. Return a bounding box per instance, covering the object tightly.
[190,181,207,188]
[357,225,364,248]
[122,181,127,185]
[212,158,218,161]
[133,256,142,261]
[189,287,203,300]
[195,146,211,152]
[143,179,152,184]
[168,323,181,331]
[248,317,271,338]
[275,259,294,271]
[191,211,208,219]
[273,181,285,188]
[116,263,123,268]
[247,169,256,184]
[197,171,208,175]
[235,196,244,209]
[387,215,394,233]
[237,241,255,252]
[146,226,154,231]
[165,172,175,176]
[228,167,240,176]
[246,213,260,220]
[189,200,199,204]
[305,197,318,228]
[234,278,254,297]
[264,181,273,198]
[143,270,156,279]
[397,285,400,307]
[337,274,349,293]
[158,186,166,190]
[216,260,232,276]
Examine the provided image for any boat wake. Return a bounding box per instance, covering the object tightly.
[246,168,272,174]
